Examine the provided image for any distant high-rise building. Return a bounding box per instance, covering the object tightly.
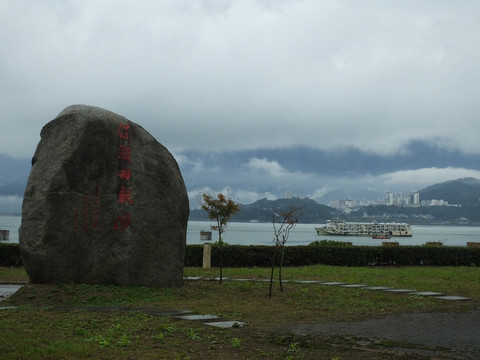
[386,192,394,205]
[284,190,293,199]
[413,192,420,205]
[195,193,203,209]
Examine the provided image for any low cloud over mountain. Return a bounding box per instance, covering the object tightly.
[2,139,480,213]
[178,140,480,207]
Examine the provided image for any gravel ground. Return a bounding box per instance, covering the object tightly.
[288,310,480,359]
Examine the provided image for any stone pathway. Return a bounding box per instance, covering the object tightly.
[0,283,246,328]
[184,276,472,301]
[183,277,476,358]
[1,279,477,358]
[0,277,471,330]
[175,313,246,328]
[0,283,24,307]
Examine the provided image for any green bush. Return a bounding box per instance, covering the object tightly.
[0,243,23,266]
[309,240,352,247]
[185,244,480,267]
[3,243,479,268]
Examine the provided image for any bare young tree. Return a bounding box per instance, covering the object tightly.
[201,192,241,283]
[269,206,300,297]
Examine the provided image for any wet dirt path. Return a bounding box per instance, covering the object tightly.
[288,310,480,359]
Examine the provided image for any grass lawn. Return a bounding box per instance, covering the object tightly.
[1,265,478,359]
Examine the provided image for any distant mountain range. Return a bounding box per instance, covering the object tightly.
[0,154,30,196]
[189,197,333,223]
[236,197,332,223]
[419,177,480,205]
[190,177,480,223]
[2,145,480,218]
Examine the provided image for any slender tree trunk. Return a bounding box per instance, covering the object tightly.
[269,243,278,298]
[218,230,223,284]
[219,249,223,284]
[278,244,286,292]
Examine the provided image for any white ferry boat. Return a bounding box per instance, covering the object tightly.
[315,219,412,237]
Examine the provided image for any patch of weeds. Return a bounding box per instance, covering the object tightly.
[173,352,191,360]
[86,295,106,304]
[24,287,38,301]
[24,293,36,301]
[87,321,132,349]
[288,341,299,353]
[117,333,131,347]
[93,334,112,348]
[275,335,297,347]
[152,331,165,341]
[76,284,91,291]
[232,311,243,320]
[165,324,179,334]
[185,328,201,340]
[215,311,244,323]
[150,321,181,342]
[85,318,102,330]
[257,349,276,358]
[111,322,122,331]
[226,280,258,292]
[230,337,242,348]
[154,322,179,338]
[74,327,89,337]
[298,288,309,295]
[206,334,218,349]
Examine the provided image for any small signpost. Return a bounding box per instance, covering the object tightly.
[203,243,212,269]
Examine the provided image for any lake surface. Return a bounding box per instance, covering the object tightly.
[2,215,479,247]
[188,221,480,247]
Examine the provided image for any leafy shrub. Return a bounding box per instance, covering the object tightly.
[185,244,480,267]
[309,240,352,247]
[0,243,23,266]
[3,242,479,268]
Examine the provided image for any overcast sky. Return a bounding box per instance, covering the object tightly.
[2,0,480,206]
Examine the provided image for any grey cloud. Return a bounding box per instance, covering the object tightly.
[2,1,480,158]
[2,1,480,209]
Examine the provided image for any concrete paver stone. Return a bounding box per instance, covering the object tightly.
[364,286,392,290]
[204,321,247,328]
[320,282,346,286]
[176,314,220,321]
[0,285,23,301]
[383,288,418,294]
[415,291,445,296]
[435,295,471,301]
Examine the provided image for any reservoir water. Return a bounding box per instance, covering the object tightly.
[2,214,479,247]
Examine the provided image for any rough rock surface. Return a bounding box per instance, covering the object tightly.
[19,105,189,287]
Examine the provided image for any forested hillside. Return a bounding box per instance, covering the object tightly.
[419,177,480,205]
[189,197,333,223]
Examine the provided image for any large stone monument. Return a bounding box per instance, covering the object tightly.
[19,105,189,287]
